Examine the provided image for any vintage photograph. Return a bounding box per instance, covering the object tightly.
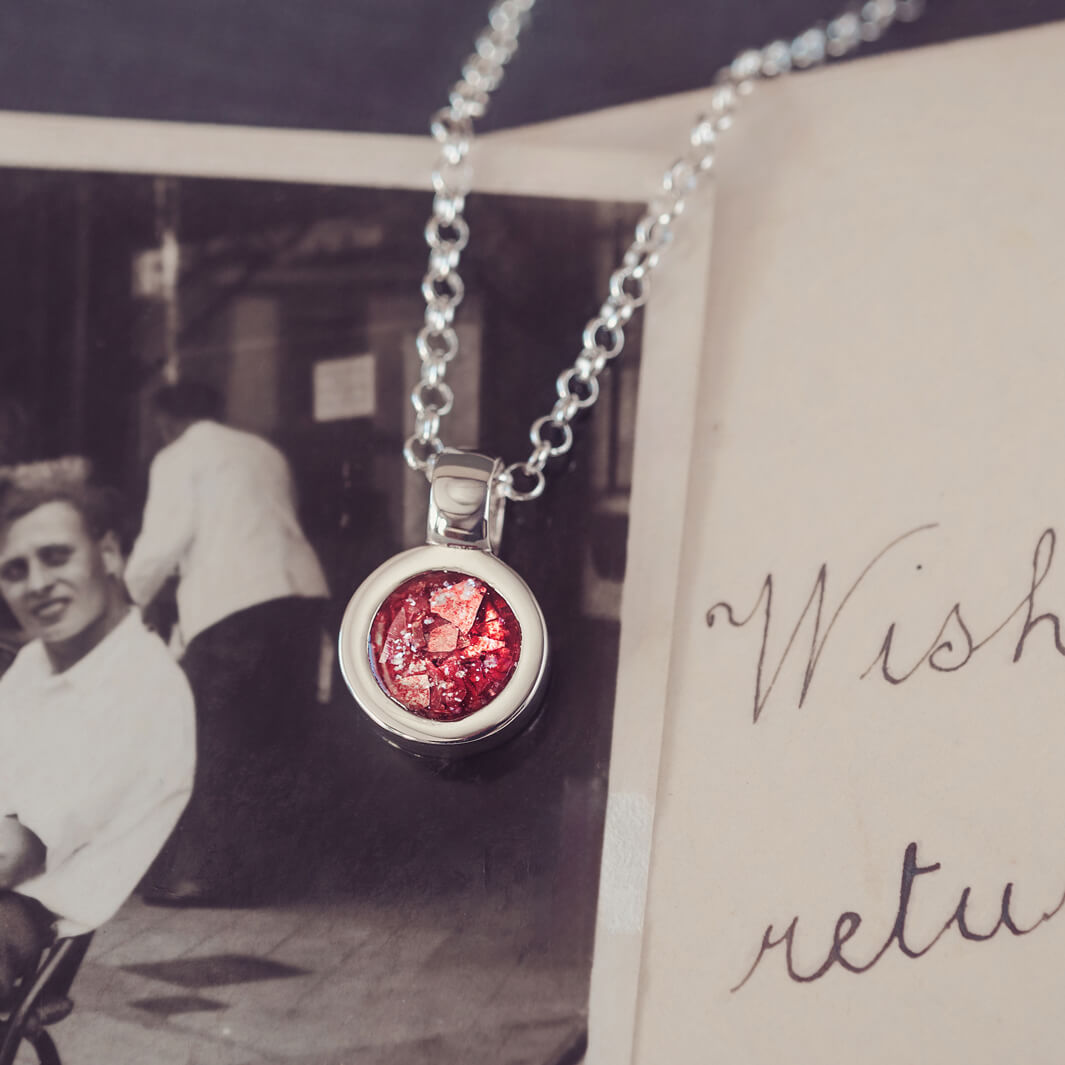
[0,163,647,1064]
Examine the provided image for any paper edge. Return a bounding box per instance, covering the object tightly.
[583,192,716,1065]
[0,109,666,204]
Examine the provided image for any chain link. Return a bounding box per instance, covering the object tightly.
[406,0,926,498]
[404,0,536,475]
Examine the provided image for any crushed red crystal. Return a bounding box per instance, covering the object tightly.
[369,570,522,721]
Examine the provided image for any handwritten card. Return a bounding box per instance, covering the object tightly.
[625,20,1065,1065]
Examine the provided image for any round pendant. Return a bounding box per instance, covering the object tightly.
[338,451,549,756]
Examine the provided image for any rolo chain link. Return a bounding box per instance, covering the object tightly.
[405,0,926,501]
[403,0,535,476]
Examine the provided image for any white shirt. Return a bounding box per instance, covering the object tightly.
[0,610,196,936]
[125,421,329,645]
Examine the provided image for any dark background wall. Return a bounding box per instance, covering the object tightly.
[0,0,1060,137]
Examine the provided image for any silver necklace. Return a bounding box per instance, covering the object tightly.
[338,0,925,757]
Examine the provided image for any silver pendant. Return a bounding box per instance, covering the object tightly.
[338,450,549,757]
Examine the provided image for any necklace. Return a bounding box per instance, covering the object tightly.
[338,0,925,757]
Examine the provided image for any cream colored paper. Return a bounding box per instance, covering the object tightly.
[625,20,1065,1065]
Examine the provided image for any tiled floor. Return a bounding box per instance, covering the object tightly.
[27,888,588,1065]
[8,680,607,1065]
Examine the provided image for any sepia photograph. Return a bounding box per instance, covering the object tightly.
[0,157,656,1065]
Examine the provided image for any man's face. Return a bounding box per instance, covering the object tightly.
[0,500,119,650]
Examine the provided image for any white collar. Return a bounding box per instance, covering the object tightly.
[22,608,141,692]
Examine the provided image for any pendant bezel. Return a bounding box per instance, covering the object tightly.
[338,543,549,757]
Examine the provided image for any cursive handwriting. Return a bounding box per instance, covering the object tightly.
[731,841,1065,991]
[706,526,1065,723]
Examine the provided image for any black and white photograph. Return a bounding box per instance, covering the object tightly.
[0,156,665,1065]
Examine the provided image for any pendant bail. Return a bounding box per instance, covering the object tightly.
[427,449,504,554]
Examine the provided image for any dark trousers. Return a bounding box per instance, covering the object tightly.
[0,892,52,1005]
[148,595,325,900]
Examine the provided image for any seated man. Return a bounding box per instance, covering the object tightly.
[0,467,195,1002]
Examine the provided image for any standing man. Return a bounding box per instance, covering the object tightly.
[125,381,329,905]
[0,467,195,1000]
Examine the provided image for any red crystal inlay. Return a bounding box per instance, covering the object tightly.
[369,570,522,721]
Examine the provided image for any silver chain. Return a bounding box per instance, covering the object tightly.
[406,0,926,501]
